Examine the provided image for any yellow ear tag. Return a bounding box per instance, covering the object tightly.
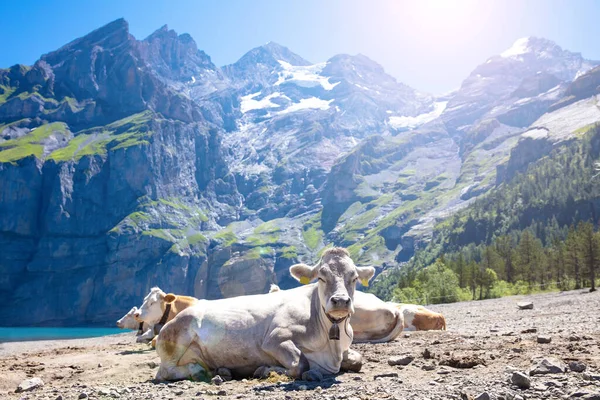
[361,278,369,287]
[300,277,310,285]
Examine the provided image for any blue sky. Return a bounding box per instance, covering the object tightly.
[1,0,600,93]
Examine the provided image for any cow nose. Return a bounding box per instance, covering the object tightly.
[331,295,351,308]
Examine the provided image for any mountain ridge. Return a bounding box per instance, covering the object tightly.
[2,18,600,326]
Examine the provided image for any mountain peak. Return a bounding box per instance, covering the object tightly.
[500,36,564,59]
[234,42,310,67]
[41,18,131,65]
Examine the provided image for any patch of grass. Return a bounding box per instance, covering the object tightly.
[302,214,323,251]
[280,246,298,259]
[246,247,273,259]
[214,229,237,247]
[254,220,282,235]
[0,85,16,104]
[48,133,112,161]
[574,122,600,136]
[142,229,183,242]
[0,122,68,164]
[187,233,208,246]
[347,235,388,265]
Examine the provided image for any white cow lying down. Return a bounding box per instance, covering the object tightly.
[154,247,375,381]
[269,285,404,343]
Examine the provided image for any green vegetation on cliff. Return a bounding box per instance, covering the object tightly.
[0,122,68,164]
[370,126,600,302]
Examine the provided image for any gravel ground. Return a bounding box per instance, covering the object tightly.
[2,289,600,400]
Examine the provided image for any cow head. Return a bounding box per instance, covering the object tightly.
[290,247,375,320]
[135,287,176,324]
[116,306,139,329]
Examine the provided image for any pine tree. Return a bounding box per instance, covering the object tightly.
[565,226,582,289]
[496,235,514,282]
[578,222,599,292]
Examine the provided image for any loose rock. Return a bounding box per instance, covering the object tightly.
[512,371,532,389]
[16,378,44,393]
[569,361,587,373]
[211,375,224,386]
[474,392,491,400]
[530,357,567,375]
[537,335,552,344]
[388,355,414,366]
[517,302,534,310]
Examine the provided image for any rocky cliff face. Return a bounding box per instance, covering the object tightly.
[2,21,600,326]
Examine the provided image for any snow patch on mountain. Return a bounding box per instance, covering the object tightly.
[275,60,340,90]
[501,37,530,58]
[241,92,287,113]
[388,101,448,129]
[278,97,333,114]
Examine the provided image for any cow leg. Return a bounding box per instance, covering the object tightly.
[136,328,154,343]
[261,338,309,379]
[155,316,209,382]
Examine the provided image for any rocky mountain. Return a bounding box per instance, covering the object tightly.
[1,20,600,326]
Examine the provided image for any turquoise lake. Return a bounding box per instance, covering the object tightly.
[0,327,129,343]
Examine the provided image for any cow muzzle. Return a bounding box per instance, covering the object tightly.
[327,295,352,318]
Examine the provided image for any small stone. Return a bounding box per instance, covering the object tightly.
[521,328,537,334]
[78,393,88,399]
[422,364,436,371]
[388,355,414,366]
[374,372,399,379]
[517,302,534,310]
[147,361,158,369]
[569,361,587,373]
[511,371,531,389]
[174,390,184,395]
[569,335,581,342]
[533,384,547,391]
[530,357,567,375]
[474,392,490,400]
[16,378,44,393]
[211,375,224,386]
[423,348,433,359]
[97,363,103,368]
[297,385,308,391]
[56,396,64,400]
[537,335,552,344]
[403,333,411,338]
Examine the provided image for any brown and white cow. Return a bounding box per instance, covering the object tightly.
[134,288,199,343]
[395,304,446,331]
[154,247,375,381]
[350,291,404,342]
[116,306,147,336]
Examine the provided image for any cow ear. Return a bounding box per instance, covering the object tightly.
[356,266,375,287]
[164,294,176,303]
[290,263,317,285]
